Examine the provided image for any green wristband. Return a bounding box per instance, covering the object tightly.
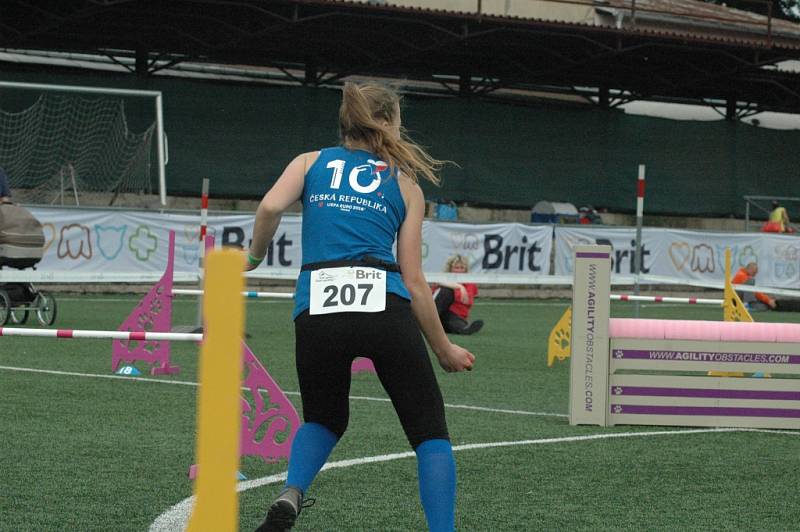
[247,253,265,267]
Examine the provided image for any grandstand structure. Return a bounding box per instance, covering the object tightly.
[1,1,799,215]
[2,0,800,116]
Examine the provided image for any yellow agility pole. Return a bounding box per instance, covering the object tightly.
[722,247,754,323]
[187,249,245,532]
[713,247,752,377]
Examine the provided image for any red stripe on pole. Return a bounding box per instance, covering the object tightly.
[130,332,147,341]
[56,330,73,338]
[655,296,663,302]
[201,195,209,209]
[620,295,629,301]
[637,179,646,198]
[0,328,3,336]
[689,298,697,304]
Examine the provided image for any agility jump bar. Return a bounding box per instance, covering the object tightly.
[611,294,723,305]
[171,289,294,299]
[0,327,203,342]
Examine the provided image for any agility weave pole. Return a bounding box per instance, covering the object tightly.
[186,248,242,532]
[547,248,751,367]
[190,177,211,335]
[568,245,800,430]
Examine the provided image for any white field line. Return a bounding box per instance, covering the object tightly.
[45,297,709,309]
[1,365,796,530]
[0,365,565,417]
[149,427,798,532]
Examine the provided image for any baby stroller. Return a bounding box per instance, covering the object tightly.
[0,202,57,326]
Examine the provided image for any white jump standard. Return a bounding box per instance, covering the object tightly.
[569,245,800,431]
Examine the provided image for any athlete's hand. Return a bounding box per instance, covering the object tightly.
[436,342,475,373]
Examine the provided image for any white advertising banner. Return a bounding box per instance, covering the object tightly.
[9,208,554,281]
[421,221,553,275]
[555,226,800,289]
[18,207,302,278]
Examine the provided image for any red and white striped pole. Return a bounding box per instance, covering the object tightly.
[199,177,210,263]
[633,164,646,318]
[612,294,722,305]
[0,327,202,342]
[195,177,210,331]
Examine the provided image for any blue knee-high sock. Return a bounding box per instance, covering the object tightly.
[285,422,339,493]
[416,439,456,532]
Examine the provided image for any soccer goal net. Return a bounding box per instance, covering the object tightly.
[0,81,166,206]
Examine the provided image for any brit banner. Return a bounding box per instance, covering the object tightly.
[554,226,800,289]
[421,221,553,274]
[11,207,553,279]
[15,207,300,278]
[9,206,798,289]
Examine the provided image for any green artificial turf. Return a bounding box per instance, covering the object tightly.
[1,296,799,531]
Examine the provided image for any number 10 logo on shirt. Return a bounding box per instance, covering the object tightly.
[309,267,387,315]
[326,159,387,194]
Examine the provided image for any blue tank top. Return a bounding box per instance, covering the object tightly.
[293,146,410,318]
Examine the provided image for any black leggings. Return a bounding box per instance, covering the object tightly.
[294,295,449,449]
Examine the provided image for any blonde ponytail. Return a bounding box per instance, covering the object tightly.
[339,82,448,185]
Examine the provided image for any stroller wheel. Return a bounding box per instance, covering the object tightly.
[0,290,9,326]
[35,291,57,326]
[10,307,29,325]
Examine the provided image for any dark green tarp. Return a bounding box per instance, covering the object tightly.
[1,68,798,216]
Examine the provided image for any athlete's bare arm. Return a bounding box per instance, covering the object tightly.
[247,151,319,269]
[397,176,475,372]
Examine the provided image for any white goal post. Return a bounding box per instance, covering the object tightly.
[0,81,167,205]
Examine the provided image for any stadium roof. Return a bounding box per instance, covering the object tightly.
[2,0,800,115]
[338,0,800,49]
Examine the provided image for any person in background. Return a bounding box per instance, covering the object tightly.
[432,254,483,335]
[733,262,800,312]
[732,262,775,310]
[0,167,12,204]
[578,205,603,225]
[763,200,793,233]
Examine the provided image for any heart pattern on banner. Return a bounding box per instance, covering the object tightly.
[41,222,56,255]
[669,242,691,271]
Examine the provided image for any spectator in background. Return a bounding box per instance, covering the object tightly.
[578,205,603,225]
[0,167,12,204]
[731,262,800,312]
[763,200,793,233]
[432,254,484,334]
[732,262,775,310]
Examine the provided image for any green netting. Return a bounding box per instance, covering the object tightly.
[1,69,798,215]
